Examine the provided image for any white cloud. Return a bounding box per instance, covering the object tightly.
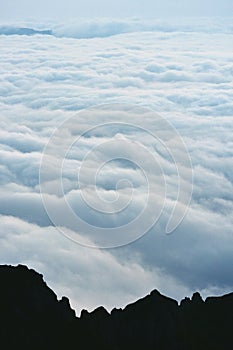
[0,18,232,312]
[0,215,191,315]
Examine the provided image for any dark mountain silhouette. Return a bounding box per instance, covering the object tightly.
[0,265,232,349]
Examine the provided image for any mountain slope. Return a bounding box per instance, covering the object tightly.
[0,264,232,349]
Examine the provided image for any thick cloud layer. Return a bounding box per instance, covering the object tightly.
[0,18,232,313]
[1,17,233,39]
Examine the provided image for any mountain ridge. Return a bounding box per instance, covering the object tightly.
[0,264,232,349]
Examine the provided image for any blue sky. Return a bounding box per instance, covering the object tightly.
[1,0,232,21]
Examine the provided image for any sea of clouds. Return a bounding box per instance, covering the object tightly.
[0,18,232,314]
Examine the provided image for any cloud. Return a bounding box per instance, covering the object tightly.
[1,17,233,40]
[0,215,192,315]
[0,17,232,313]
[130,203,233,289]
[0,26,52,36]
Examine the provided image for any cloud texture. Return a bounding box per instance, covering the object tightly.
[0,17,232,314]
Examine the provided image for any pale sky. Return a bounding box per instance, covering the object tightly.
[0,0,232,21]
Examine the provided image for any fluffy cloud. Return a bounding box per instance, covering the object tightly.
[0,215,192,315]
[1,17,233,39]
[0,18,232,313]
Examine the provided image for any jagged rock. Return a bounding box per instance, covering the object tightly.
[191,291,204,303]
